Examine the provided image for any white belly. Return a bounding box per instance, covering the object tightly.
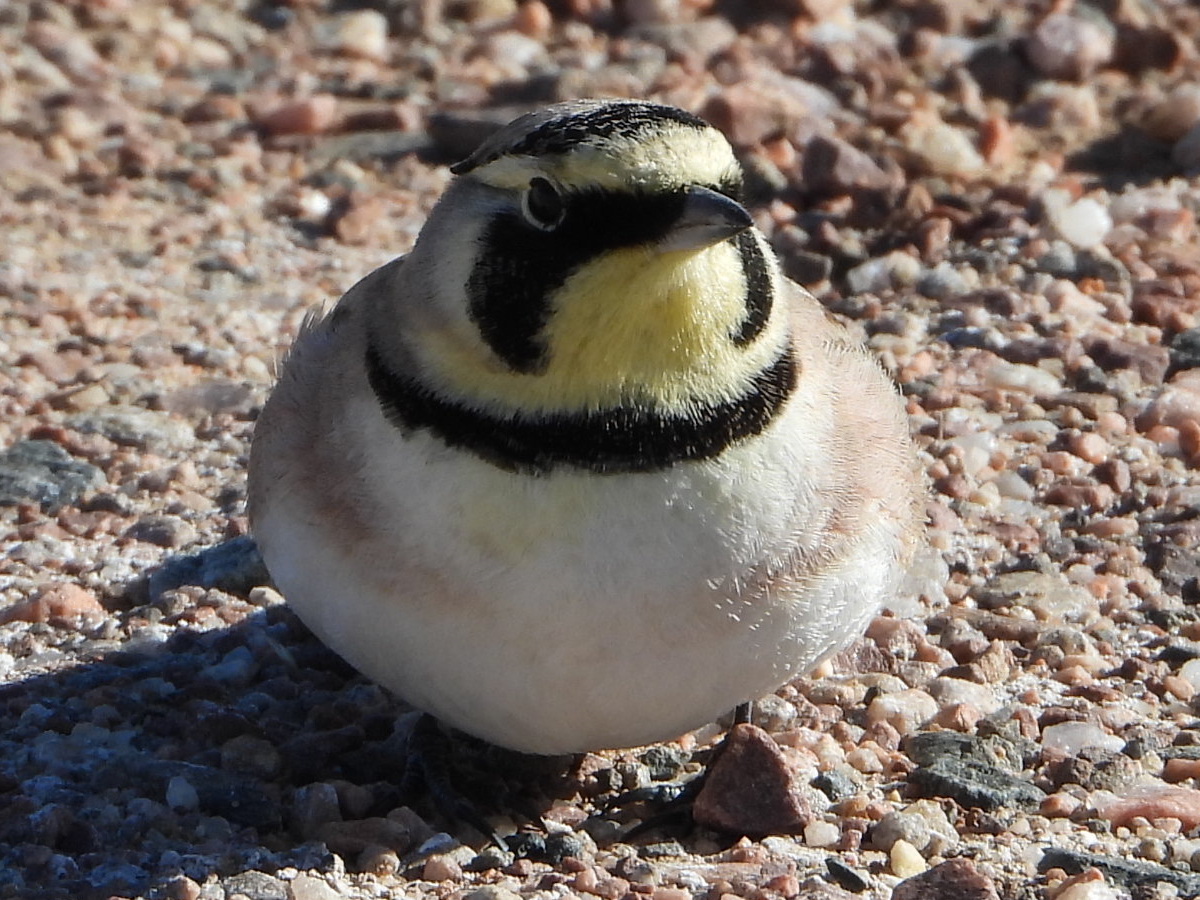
[256,391,904,754]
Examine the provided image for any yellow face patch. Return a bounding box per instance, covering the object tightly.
[396,107,786,417]
[409,237,788,415]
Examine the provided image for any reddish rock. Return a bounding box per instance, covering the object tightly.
[1,583,105,628]
[1084,337,1169,384]
[693,724,811,836]
[1132,292,1200,330]
[183,94,246,125]
[514,0,552,38]
[703,77,834,148]
[1114,24,1186,74]
[979,115,1015,167]
[1181,420,1200,467]
[891,858,1001,900]
[255,95,340,136]
[801,135,899,196]
[1093,458,1131,492]
[1135,383,1200,432]
[1095,784,1200,830]
[830,637,893,675]
[331,193,386,245]
[1042,480,1115,510]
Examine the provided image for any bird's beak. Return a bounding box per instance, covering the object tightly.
[657,185,753,253]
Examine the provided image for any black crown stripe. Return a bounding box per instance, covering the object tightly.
[451,103,711,175]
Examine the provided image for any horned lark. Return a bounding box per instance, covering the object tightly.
[249,99,926,756]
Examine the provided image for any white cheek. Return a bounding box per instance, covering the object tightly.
[404,188,509,364]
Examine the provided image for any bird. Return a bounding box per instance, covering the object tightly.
[248,98,926,758]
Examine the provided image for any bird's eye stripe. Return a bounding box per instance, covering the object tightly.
[467,188,691,372]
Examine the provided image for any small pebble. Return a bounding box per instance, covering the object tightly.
[866,688,938,733]
[1055,874,1122,900]
[803,820,841,848]
[901,118,985,177]
[255,95,340,136]
[1143,84,1200,143]
[1042,189,1113,249]
[1025,13,1113,81]
[331,10,389,61]
[289,875,341,900]
[890,838,927,878]
[1041,722,1124,756]
[423,853,464,881]
[1164,759,1200,783]
[845,251,922,294]
[1040,792,1082,818]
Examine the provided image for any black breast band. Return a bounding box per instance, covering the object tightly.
[364,345,798,475]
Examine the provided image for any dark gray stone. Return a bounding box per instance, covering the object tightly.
[1077,249,1131,287]
[909,756,1045,811]
[465,846,514,872]
[307,130,432,167]
[826,857,868,892]
[1039,847,1200,894]
[1043,747,1138,792]
[812,769,857,802]
[542,832,585,865]
[906,732,1044,811]
[781,249,833,286]
[1033,242,1077,277]
[507,830,586,865]
[1169,327,1200,375]
[222,870,287,900]
[638,744,688,781]
[638,840,686,859]
[66,406,195,451]
[428,107,527,163]
[906,731,1034,773]
[0,440,104,512]
[147,536,271,600]
[98,755,281,830]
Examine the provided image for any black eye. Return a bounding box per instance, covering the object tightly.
[521,177,565,230]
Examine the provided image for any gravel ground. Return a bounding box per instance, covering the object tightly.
[3,1,1200,898]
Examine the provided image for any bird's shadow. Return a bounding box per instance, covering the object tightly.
[0,539,592,900]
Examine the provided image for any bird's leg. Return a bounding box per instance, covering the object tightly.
[731,700,753,727]
[614,701,755,839]
[403,714,510,851]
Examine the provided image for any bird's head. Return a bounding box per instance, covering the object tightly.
[385,99,790,416]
